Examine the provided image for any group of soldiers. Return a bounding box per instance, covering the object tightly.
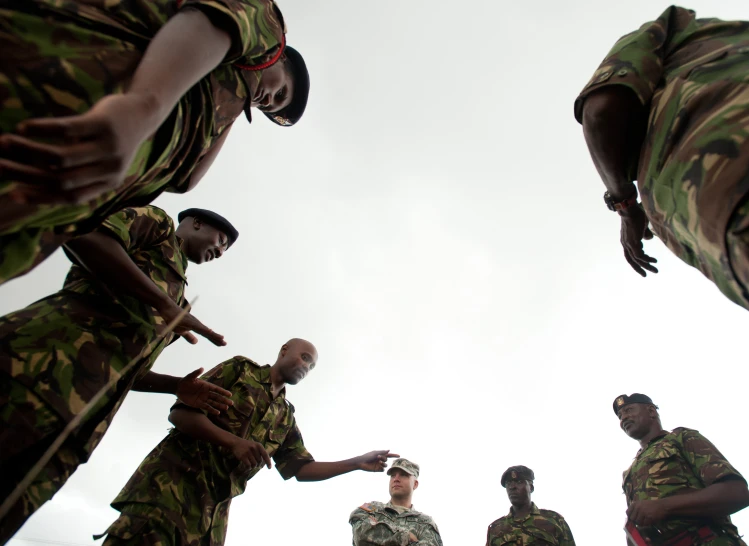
[1,0,749,545]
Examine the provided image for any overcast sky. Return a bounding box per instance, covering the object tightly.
[4,1,749,545]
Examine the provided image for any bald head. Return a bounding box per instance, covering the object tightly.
[274,338,318,385]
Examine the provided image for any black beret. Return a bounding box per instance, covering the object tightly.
[264,45,309,127]
[613,393,658,415]
[501,466,535,487]
[177,208,239,248]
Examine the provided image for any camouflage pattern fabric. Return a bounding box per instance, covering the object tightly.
[349,501,443,546]
[623,427,746,544]
[101,357,314,546]
[0,0,285,286]
[0,206,187,543]
[486,503,575,546]
[575,6,749,310]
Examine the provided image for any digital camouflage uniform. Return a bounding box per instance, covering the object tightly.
[350,501,443,546]
[100,356,314,546]
[0,205,187,544]
[623,427,747,545]
[486,503,576,546]
[575,6,749,310]
[0,0,286,285]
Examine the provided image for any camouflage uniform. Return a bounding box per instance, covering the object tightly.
[0,0,286,285]
[0,205,187,544]
[486,503,575,546]
[100,356,314,546]
[623,427,747,545]
[350,501,442,546]
[575,6,749,310]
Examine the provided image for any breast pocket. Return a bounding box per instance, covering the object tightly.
[641,445,692,488]
[488,534,523,546]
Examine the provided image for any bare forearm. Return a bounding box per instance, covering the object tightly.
[582,86,648,200]
[169,408,238,448]
[65,233,173,310]
[663,481,749,518]
[125,8,232,136]
[295,458,361,482]
[132,371,180,394]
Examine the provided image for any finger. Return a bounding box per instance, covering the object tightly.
[200,402,221,416]
[208,385,234,399]
[185,368,204,380]
[0,133,109,170]
[0,158,57,184]
[624,250,647,277]
[385,452,400,459]
[630,251,659,274]
[643,227,654,240]
[181,332,199,344]
[200,329,226,346]
[206,398,230,411]
[59,180,116,205]
[260,446,272,469]
[18,114,110,141]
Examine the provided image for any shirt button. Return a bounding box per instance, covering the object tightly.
[618,68,629,76]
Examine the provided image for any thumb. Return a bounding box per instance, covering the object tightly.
[643,227,654,240]
[181,332,199,345]
[184,367,204,380]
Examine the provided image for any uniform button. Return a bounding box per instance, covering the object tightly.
[597,71,611,81]
[618,69,628,76]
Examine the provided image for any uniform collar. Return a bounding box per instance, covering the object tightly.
[508,502,540,520]
[386,501,415,514]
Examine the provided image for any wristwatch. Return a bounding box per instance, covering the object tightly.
[604,191,638,212]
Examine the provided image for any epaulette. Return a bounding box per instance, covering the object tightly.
[539,508,564,519]
[488,516,507,529]
[672,426,698,434]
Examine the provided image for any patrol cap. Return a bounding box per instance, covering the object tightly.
[264,45,309,127]
[613,393,658,416]
[501,465,534,487]
[387,458,419,478]
[177,208,239,248]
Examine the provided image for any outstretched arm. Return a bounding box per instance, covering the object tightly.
[133,368,233,415]
[295,450,399,482]
[628,480,749,525]
[65,232,224,345]
[2,8,232,204]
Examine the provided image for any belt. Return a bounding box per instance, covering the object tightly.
[662,526,718,546]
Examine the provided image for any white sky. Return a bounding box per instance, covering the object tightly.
[4,1,749,544]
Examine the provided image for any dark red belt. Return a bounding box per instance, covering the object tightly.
[662,526,718,546]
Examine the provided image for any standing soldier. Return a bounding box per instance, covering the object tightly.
[349,457,443,546]
[97,340,399,546]
[0,0,309,286]
[0,205,239,544]
[486,465,576,546]
[576,6,749,310]
[615,393,749,545]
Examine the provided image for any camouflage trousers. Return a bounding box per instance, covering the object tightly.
[100,506,182,546]
[0,375,81,545]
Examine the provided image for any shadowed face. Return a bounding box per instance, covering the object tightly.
[388,468,417,501]
[251,59,294,114]
[618,403,656,440]
[505,478,532,506]
[181,218,229,264]
[277,339,317,385]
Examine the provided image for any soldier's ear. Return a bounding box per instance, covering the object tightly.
[192,217,203,231]
[530,482,535,493]
[413,479,419,490]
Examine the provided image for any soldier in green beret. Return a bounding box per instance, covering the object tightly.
[485,465,576,546]
[0,205,239,543]
[349,457,443,545]
[615,393,749,545]
[98,340,399,546]
[576,6,749,310]
[0,0,310,287]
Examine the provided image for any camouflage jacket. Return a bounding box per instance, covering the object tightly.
[0,0,285,284]
[575,6,749,309]
[0,205,187,458]
[350,501,442,546]
[105,357,315,546]
[623,427,746,542]
[486,503,575,546]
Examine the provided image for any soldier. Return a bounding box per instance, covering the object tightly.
[0,205,239,544]
[576,6,749,310]
[615,393,749,545]
[485,466,575,546]
[97,340,398,546]
[0,0,309,286]
[349,457,443,546]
